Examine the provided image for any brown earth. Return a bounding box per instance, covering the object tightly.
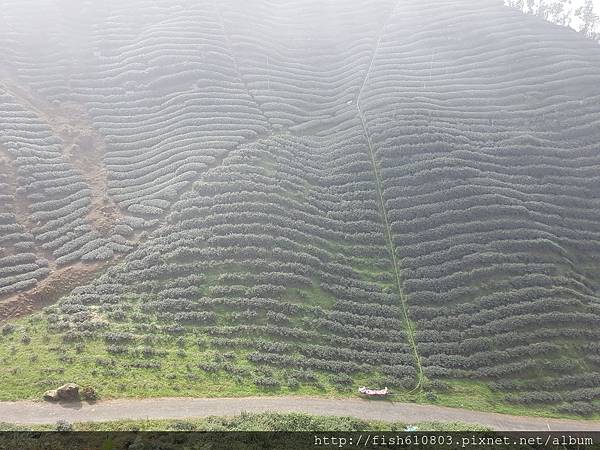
[0,73,268,322]
[0,73,124,319]
[0,261,107,322]
[0,70,122,238]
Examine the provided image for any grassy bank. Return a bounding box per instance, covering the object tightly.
[0,412,489,431]
[2,315,599,421]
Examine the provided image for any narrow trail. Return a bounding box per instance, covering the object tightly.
[0,66,273,322]
[213,0,271,129]
[0,130,271,323]
[0,75,118,319]
[357,109,425,391]
[1,397,600,431]
[355,0,425,390]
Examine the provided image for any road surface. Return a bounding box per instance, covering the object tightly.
[1,397,600,431]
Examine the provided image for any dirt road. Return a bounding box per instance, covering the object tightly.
[1,397,600,431]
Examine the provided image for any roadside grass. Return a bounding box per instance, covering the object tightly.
[1,315,599,421]
[431,379,600,420]
[0,314,379,401]
[0,412,490,431]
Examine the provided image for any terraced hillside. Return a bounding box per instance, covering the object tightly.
[1,0,600,416]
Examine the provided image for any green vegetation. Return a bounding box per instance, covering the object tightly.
[0,311,402,401]
[1,0,600,428]
[0,412,490,431]
[434,380,600,420]
[1,315,600,421]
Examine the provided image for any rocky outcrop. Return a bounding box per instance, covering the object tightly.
[43,383,80,402]
[43,390,59,401]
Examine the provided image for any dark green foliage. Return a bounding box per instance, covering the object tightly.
[55,420,73,432]
[0,0,599,416]
[557,402,596,416]
[80,386,98,401]
[168,421,197,431]
[329,373,353,387]
[254,376,281,389]
[1,324,16,336]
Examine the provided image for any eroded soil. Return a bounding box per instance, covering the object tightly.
[0,261,107,322]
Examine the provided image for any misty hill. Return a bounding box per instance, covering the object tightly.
[1,0,600,415]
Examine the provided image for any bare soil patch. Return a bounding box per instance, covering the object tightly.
[0,71,122,237]
[0,261,107,322]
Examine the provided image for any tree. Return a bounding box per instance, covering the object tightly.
[576,0,600,39]
[506,0,600,40]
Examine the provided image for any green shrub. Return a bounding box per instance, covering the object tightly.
[287,377,300,390]
[168,421,197,431]
[330,373,353,387]
[56,420,73,432]
[1,324,16,336]
[80,386,98,402]
[254,376,281,389]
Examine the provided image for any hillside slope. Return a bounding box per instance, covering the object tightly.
[1,0,600,416]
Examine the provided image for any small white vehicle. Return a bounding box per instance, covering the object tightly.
[358,386,389,397]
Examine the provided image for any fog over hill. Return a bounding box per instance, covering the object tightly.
[1,0,600,416]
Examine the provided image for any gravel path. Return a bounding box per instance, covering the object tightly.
[1,397,600,431]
